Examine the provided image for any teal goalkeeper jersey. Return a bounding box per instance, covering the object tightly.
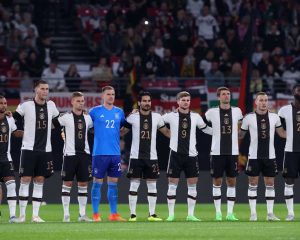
[89,105,125,156]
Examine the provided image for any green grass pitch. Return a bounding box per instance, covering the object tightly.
[0,204,299,240]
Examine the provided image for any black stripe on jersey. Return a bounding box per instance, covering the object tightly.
[138,113,152,159]
[33,102,48,151]
[292,106,300,152]
[177,112,191,155]
[0,117,9,162]
[256,112,270,159]
[219,108,232,155]
[73,112,86,154]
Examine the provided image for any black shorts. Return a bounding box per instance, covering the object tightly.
[245,158,277,177]
[167,151,199,178]
[19,150,54,178]
[127,158,159,179]
[283,152,300,178]
[210,155,238,178]
[0,161,15,181]
[62,153,92,182]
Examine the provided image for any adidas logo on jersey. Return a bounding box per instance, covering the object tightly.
[1,122,4,125]
[40,108,44,111]
[100,114,104,118]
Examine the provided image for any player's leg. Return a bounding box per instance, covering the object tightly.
[248,176,258,221]
[145,159,161,221]
[61,156,75,222]
[77,154,92,222]
[225,156,238,221]
[32,176,45,222]
[127,158,141,221]
[107,155,125,221]
[184,156,200,221]
[18,150,35,222]
[210,156,224,221]
[166,151,181,221]
[282,152,298,221]
[0,182,2,219]
[186,177,200,221]
[4,176,17,222]
[62,181,72,222]
[91,155,107,221]
[245,158,259,221]
[2,161,17,222]
[264,158,279,221]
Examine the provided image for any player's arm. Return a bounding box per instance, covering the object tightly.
[276,126,286,138]
[239,116,248,139]
[12,130,23,138]
[120,121,132,136]
[198,114,212,135]
[159,126,170,138]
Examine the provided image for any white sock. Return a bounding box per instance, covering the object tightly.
[19,182,30,217]
[284,183,294,216]
[32,182,43,217]
[147,181,157,216]
[128,180,140,215]
[248,185,258,215]
[167,183,177,217]
[78,186,88,217]
[265,185,275,214]
[5,180,17,218]
[187,184,197,216]
[227,186,236,215]
[213,185,221,214]
[62,185,71,217]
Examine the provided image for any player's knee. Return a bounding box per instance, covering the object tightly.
[129,179,140,192]
[147,181,157,194]
[187,184,197,197]
[167,183,177,196]
[285,178,295,185]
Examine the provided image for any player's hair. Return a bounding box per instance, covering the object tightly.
[0,95,5,99]
[292,84,300,93]
[138,91,151,101]
[216,87,230,97]
[102,85,115,92]
[71,91,84,98]
[34,80,48,88]
[176,91,190,100]
[255,91,267,99]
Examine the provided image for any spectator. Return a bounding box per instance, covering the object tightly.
[196,6,219,46]
[186,0,204,19]
[19,12,39,39]
[123,27,143,56]
[117,50,133,78]
[37,35,57,67]
[199,50,214,76]
[227,62,241,87]
[100,23,123,58]
[64,64,81,91]
[154,38,165,60]
[27,51,43,78]
[158,48,178,77]
[41,61,66,91]
[205,61,225,88]
[181,47,196,78]
[125,2,143,28]
[250,69,264,93]
[263,23,284,52]
[252,42,263,66]
[142,45,161,78]
[282,66,300,93]
[91,57,113,90]
[285,25,300,56]
[225,29,241,61]
[219,50,232,76]
[262,63,284,95]
[172,9,192,56]
[6,28,22,56]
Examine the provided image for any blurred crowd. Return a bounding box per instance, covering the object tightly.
[1,0,300,98]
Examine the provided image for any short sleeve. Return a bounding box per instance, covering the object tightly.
[16,103,25,116]
[162,113,170,123]
[241,116,249,131]
[196,114,206,129]
[50,101,59,118]
[278,107,284,118]
[58,114,67,126]
[157,114,165,129]
[126,113,133,125]
[205,109,211,122]
[237,108,243,121]
[87,115,93,128]
[9,117,17,132]
[275,114,282,128]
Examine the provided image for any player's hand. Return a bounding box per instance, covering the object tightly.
[131,108,139,114]
[5,111,12,117]
[61,129,66,141]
